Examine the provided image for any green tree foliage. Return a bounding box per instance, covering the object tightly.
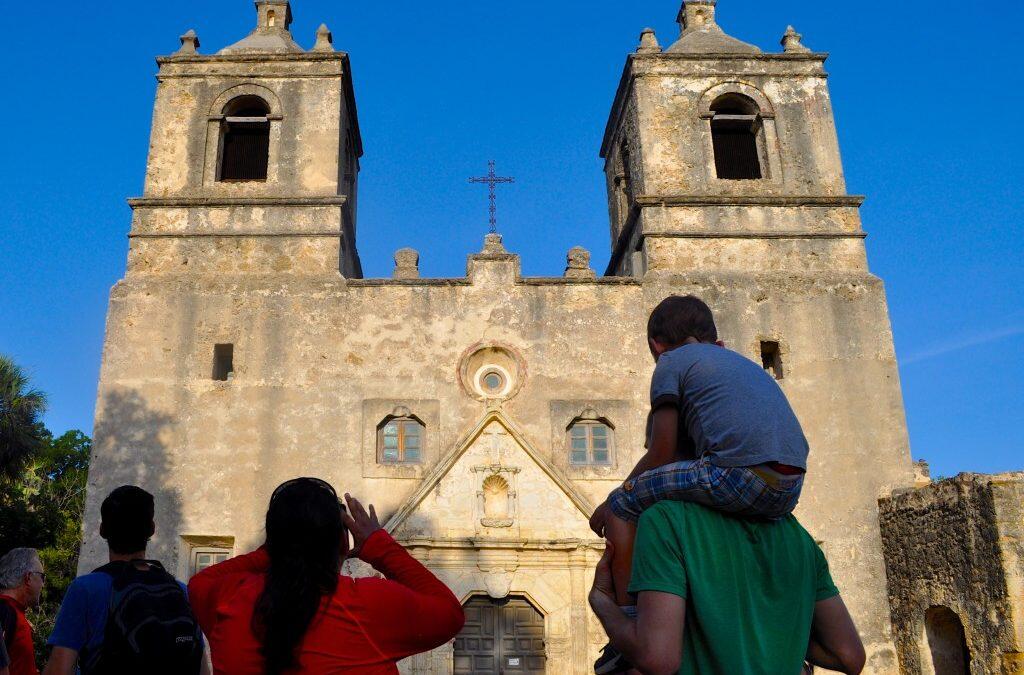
[0,429,91,665]
[0,355,48,480]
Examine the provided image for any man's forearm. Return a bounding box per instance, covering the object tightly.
[590,593,643,662]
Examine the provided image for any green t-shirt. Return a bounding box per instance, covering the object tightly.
[628,502,839,675]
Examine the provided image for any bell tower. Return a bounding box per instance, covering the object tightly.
[602,0,859,278]
[602,2,914,668]
[128,0,363,277]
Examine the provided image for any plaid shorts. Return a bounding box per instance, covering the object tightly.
[607,456,804,524]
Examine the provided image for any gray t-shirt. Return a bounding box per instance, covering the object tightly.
[650,343,809,469]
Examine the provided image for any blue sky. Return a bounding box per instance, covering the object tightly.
[1,1,1021,479]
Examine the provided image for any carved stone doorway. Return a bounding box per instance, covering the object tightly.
[454,596,546,674]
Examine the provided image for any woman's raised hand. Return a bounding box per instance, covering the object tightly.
[342,493,382,559]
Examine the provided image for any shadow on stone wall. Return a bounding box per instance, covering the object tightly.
[88,389,183,569]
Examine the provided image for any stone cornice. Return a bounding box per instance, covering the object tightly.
[157,52,348,65]
[128,196,348,209]
[634,52,829,62]
[644,231,867,240]
[637,195,865,207]
[128,230,342,239]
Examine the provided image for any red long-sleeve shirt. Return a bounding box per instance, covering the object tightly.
[188,530,464,674]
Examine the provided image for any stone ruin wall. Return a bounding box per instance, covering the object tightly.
[879,473,1024,674]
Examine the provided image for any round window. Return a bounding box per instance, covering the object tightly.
[483,371,505,394]
[474,365,513,399]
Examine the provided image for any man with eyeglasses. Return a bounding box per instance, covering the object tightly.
[0,547,45,675]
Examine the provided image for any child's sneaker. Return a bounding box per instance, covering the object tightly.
[594,643,633,674]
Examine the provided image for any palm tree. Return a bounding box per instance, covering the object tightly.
[0,355,48,480]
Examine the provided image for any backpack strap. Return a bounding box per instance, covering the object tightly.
[0,599,17,649]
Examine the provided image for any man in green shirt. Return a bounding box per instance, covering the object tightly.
[589,502,866,674]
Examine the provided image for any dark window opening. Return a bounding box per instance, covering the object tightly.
[710,94,763,180]
[761,341,784,380]
[220,96,271,182]
[212,344,234,381]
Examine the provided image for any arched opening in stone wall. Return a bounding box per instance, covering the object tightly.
[219,95,271,182]
[923,606,971,675]
[709,93,764,180]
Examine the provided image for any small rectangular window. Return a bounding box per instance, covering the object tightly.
[760,341,784,380]
[190,547,232,577]
[212,344,234,381]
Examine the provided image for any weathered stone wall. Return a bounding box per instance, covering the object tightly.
[879,473,1024,674]
[83,245,914,671]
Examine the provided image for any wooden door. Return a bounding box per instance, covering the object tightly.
[454,596,546,674]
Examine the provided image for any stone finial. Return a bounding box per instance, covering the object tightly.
[781,25,811,53]
[482,233,508,254]
[393,248,420,280]
[176,29,200,55]
[564,246,596,280]
[677,0,718,32]
[313,23,334,52]
[637,28,662,54]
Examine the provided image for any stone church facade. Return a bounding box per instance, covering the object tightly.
[79,1,1021,673]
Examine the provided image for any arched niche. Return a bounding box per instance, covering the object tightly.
[922,605,972,675]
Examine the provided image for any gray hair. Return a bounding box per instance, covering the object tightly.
[0,548,40,589]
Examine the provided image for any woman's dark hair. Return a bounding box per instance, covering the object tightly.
[647,295,718,345]
[253,478,346,674]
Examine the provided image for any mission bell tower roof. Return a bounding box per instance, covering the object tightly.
[219,0,303,55]
[667,0,761,55]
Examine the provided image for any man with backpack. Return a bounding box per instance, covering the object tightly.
[44,486,207,675]
[0,548,46,675]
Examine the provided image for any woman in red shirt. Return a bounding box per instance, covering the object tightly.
[188,478,465,674]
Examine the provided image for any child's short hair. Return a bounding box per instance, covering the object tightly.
[648,296,718,345]
[101,485,156,554]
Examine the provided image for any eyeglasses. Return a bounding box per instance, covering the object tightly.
[30,571,45,582]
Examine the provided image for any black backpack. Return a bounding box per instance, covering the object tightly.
[84,560,203,675]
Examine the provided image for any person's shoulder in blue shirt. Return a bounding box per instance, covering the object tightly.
[47,572,113,663]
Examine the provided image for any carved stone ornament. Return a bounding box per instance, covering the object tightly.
[781,25,811,53]
[177,30,200,55]
[482,233,507,254]
[313,23,334,52]
[564,246,596,279]
[637,28,662,54]
[393,248,420,280]
[484,570,514,600]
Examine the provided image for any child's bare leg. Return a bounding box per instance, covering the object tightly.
[605,511,638,607]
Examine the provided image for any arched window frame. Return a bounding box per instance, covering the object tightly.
[698,83,781,184]
[377,410,426,465]
[566,410,615,466]
[204,85,284,187]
